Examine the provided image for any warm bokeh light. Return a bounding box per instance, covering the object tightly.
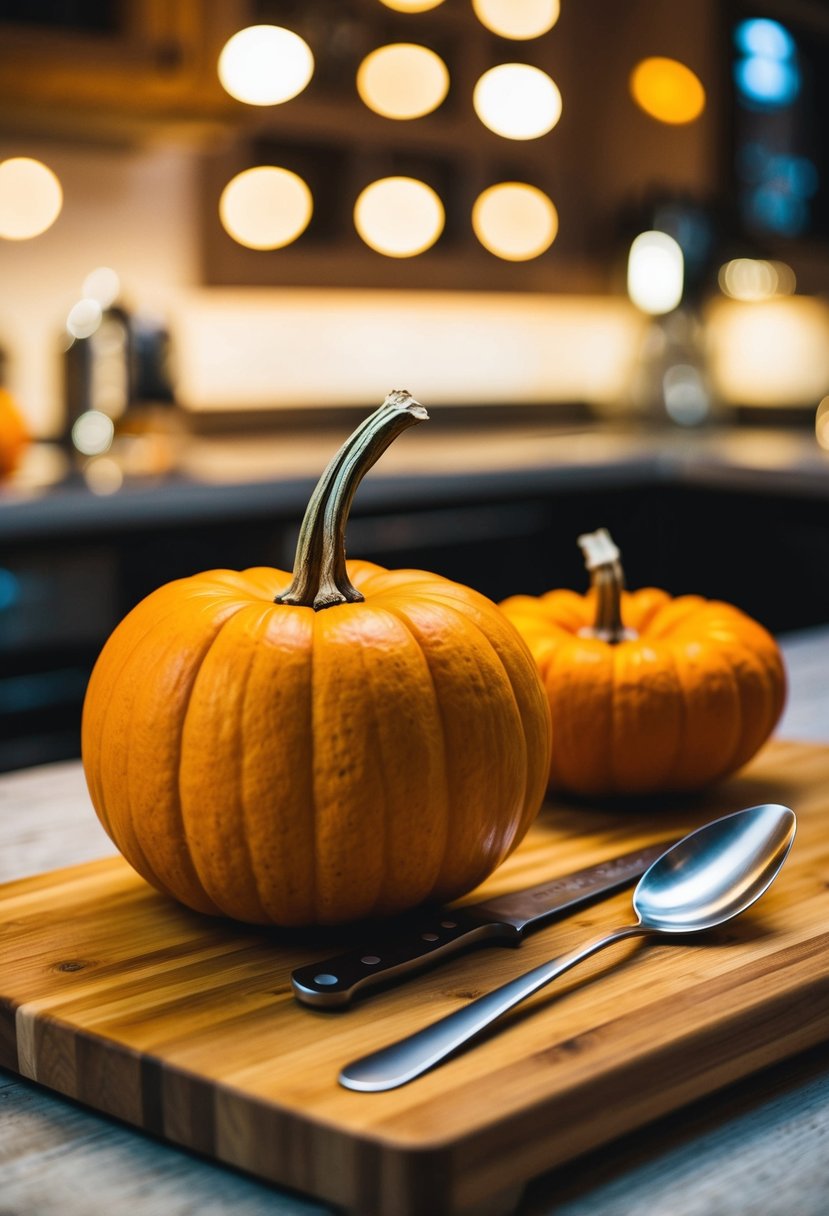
[174,291,643,412]
[377,0,445,11]
[82,266,121,308]
[357,43,449,120]
[0,157,63,240]
[66,298,103,339]
[718,258,796,301]
[472,0,560,40]
[219,166,313,250]
[473,64,562,139]
[84,455,124,495]
[707,296,829,406]
[627,231,684,315]
[472,182,558,260]
[353,177,444,257]
[815,396,829,450]
[630,57,706,124]
[218,25,314,106]
[71,410,115,456]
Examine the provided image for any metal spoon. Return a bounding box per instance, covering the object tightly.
[339,804,796,1092]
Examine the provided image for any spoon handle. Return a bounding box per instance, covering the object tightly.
[339,922,646,1092]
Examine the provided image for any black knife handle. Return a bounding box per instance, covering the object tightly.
[291,911,516,1008]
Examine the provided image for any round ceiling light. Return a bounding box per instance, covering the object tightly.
[354,177,445,257]
[377,0,445,11]
[630,57,706,124]
[0,157,63,240]
[472,182,558,260]
[473,64,562,139]
[472,0,560,40]
[357,43,450,120]
[218,25,314,106]
[219,166,313,250]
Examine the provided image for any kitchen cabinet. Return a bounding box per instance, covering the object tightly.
[0,0,242,141]
[199,0,725,292]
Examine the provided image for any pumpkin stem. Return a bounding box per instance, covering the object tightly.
[577,528,637,644]
[275,390,429,611]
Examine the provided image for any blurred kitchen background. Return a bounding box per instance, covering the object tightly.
[1,0,829,771]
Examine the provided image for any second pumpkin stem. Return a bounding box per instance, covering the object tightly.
[577,528,637,644]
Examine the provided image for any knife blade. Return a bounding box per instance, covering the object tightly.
[291,841,671,1008]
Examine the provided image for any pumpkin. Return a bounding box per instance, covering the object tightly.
[0,387,29,478]
[82,391,551,926]
[500,527,786,798]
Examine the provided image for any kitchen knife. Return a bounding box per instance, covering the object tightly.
[291,841,672,1008]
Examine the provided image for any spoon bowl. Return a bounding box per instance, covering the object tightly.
[340,804,797,1092]
[634,803,796,933]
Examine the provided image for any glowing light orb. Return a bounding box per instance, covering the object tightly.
[354,177,444,257]
[0,157,63,240]
[718,258,796,301]
[82,267,121,308]
[735,18,795,62]
[630,57,706,124]
[627,231,684,315]
[218,25,313,106]
[219,166,313,250]
[473,64,562,140]
[66,299,103,339]
[377,0,445,11]
[357,43,449,119]
[472,0,560,40]
[472,182,558,260]
[72,410,115,457]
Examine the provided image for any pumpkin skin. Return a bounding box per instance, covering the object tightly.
[501,554,786,798]
[0,388,29,478]
[82,395,551,926]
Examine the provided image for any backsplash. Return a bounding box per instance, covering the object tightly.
[3,137,829,440]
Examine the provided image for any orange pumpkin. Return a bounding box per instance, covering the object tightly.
[500,528,786,798]
[82,392,551,926]
[0,387,29,477]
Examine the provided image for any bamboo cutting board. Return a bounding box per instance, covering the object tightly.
[1,739,828,1216]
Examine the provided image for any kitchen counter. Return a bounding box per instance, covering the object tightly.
[1,626,828,1216]
[2,422,829,542]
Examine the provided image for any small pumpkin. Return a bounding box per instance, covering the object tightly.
[82,391,551,926]
[0,387,29,478]
[500,528,786,798]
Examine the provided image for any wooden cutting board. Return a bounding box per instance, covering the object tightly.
[1,738,828,1216]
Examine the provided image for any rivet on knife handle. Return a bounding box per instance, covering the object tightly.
[290,911,516,1008]
[291,842,671,1008]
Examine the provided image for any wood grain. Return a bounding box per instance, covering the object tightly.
[1,739,828,1216]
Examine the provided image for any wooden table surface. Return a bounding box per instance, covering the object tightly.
[2,626,828,1216]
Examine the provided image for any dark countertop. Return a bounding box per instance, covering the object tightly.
[2,422,828,543]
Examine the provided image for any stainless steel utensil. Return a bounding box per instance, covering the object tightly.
[292,841,673,1007]
[339,803,796,1092]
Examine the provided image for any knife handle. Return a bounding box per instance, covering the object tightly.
[291,911,516,1008]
